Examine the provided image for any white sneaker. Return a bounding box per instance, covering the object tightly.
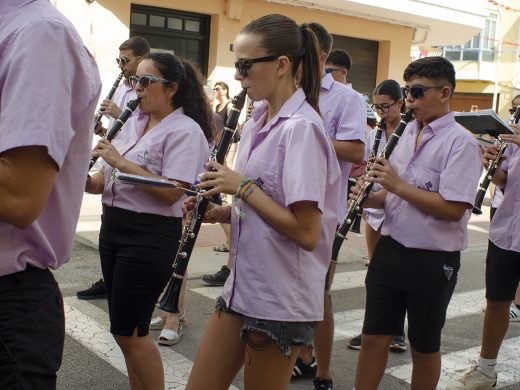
[510,303,520,322]
[445,365,497,390]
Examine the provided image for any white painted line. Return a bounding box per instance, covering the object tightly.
[190,286,223,300]
[387,336,520,388]
[64,297,238,390]
[330,270,367,292]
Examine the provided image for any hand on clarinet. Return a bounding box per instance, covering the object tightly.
[99,99,122,119]
[500,123,520,147]
[365,157,403,194]
[182,196,231,224]
[196,161,245,197]
[92,139,124,169]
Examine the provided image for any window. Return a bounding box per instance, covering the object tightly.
[440,14,496,62]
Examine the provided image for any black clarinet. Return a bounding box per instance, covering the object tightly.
[93,72,124,133]
[472,106,520,214]
[158,89,247,313]
[331,109,414,262]
[89,98,140,170]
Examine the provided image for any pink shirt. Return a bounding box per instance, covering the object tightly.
[0,0,101,276]
[102,108,210,217]
[107,78,138,130]
[381,112,482,251]
[319,74,366,220]
[490,144,520,251]
[221,89,342,322]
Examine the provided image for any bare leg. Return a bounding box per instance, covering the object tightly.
[355,334,393,389]
[480,299,511,358]
[243,332,301,390]
[514,284,520,306]
[410,348,440,390]
[115,329,165,390]
[186,311,244,390]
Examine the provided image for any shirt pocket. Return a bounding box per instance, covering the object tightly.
[412,167,441,192]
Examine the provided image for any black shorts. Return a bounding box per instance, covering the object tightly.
[0,266,64,390]
[362,236,460,353]
[486,240,520,301]
[99,206,182,337]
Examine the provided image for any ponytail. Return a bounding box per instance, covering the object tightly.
[299,26,321,114]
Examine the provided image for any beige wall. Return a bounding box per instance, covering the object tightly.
[55,0,414,96]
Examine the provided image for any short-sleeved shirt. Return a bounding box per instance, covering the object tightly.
[490,143,520,252]
[102,108,210,217]
[319,74,366,221]
[381,112,482,251]
[363,128,389,231]
[0,0,101,276]
[107,78,138,129]
[221,89,342,322]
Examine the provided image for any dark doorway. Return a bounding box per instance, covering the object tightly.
[130,4,210,76]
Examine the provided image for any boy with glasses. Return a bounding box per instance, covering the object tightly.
[352,56,482,389]
[77,36,150,300]
[325,49,352,85]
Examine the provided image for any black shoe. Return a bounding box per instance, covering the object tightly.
[201,265,230,286]
[291,357,317,380]
[76,279,106,300]
[313,377,333,390]
[347,334,362,350]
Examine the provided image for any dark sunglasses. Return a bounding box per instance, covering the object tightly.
[128,75,172,89]
[234,55,278,77]
[402,85,444,99]
[325,67,345,74]
[509,106,519,115]
[371,101,397,113]
[116,57,131,66]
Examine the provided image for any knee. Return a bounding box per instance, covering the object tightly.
[361,334,392,355]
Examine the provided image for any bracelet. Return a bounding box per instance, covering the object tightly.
[233,178,252,199]
[237,181,255,199]
[241,184,256,202]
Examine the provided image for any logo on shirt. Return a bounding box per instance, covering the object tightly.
[255,177,273,198]
[425,181,433,191]
[137,150,152,165]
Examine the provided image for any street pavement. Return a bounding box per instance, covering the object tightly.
[53,193,520,389]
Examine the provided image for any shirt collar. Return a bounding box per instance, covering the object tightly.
[412,111,455,136]
[321,72,334,91]
[0,0,36,18]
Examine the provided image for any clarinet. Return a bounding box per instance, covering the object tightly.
[472,106,520,214]
[158,89,247,313]
[93,72,124,134]
[331,109,414,262]
[89,98,140,170]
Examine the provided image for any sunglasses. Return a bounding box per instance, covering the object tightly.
[116,57,132,66]
[402,85,444,99]
[213,87,221,91]
[509,107,519,115]
[234,55,278,77]
[128,75,172,89]
[371,101,398,113]
[325,67,345,74]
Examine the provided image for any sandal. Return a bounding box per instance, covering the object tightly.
[149,311,186,330]
[158,324,183,346]
[213,243,229,252]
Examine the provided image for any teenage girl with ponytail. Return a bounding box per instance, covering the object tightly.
[85,52,213,389]
[186,14,342,390]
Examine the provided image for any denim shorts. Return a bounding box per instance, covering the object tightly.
[215,296,316,356]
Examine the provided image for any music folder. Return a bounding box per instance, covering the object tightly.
[453,109,514,137]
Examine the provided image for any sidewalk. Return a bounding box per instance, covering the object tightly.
[75,193,492,280]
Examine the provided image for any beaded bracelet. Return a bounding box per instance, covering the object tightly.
[233,178,252,200]
[238,181,255,199]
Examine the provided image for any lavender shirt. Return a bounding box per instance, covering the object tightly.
[489,143,520,251]
[381,113,482,251]
[319,73,366,221]
[221,89,342,321]
[102,108,210,217]
[0,0,101,276]
[106,78,138,129]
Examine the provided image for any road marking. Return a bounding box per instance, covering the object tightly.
[64,297,238,390]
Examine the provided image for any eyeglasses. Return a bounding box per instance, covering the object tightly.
[234,55,278,77]
[509,106,519,115]
[371,101,398,113]
[116,57,131,66]
[325,67,345,74]
[128,75,172,89]
[402,85,444,99]
[213,87,221,91]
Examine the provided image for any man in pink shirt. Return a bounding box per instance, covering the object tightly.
[293,23,365,390]
[353,56,482,389]
[77,36,150,300]
[0,0,101,388]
